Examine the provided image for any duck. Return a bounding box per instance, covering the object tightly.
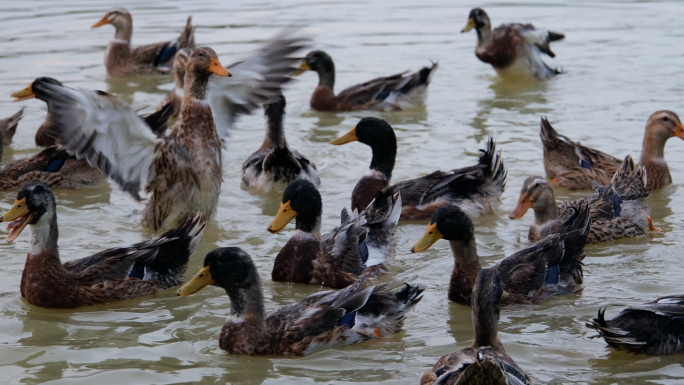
[155,47,191,122]
[586,295,684,355]
[540,112,684,191]
[294,50,438,112]
[411,203,589,305]
[420,268,531,385]
[266,179,401,289]
[92,8,195,77]
[177,247,424,355]
[11,77,172,146]
[36,32,308,232]
[0,108,24,148]
[0,181,205,309]
[330,117,506,219]
[461,8,564,80]
[241,94,320,193]
[509,156,657,243]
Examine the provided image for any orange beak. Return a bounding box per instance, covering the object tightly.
[674,121,684,141]
[208,57,231,77]
[646,216,659,232]
[509,195,532,219]
[92,16,110,28]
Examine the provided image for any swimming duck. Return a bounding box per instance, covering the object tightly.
[540,112,684,191]
[411,203,589,305]
[37,33,307,231]
[294,50,438,112]
[461,8,564,80]
[330,118,506,219]
[420,268,531,385]
[177,247,424,355]
[267,179,401,289]
[509,156,657,243]
[155,47,191,122]
[0,108,24,148]
[586,295,684,355]
[242,94,320,193]
[92,8,195,77]
[0,182,205,309]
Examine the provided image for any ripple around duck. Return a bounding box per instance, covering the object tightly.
[1,0,684,383]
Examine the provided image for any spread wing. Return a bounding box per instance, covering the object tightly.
[207,29,310,141]
[40,83,160,200]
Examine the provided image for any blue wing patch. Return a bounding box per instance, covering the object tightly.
[358,239,369,265]
[579,158,592,170]
[44,155,67,173]
[611,194,622,217]
[546,265,560,285]
[154,43,179,67]
[129,265,145,279]
[376,90,390,101]
[338,310,357,328]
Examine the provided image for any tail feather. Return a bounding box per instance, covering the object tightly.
[540,116,560,144]
[479,137,507,195]
[548,31,565,42]
[0,107,24,146]
[611,155,649,200]
[142,102,173,136]
[178,16,195,49]
[558,203,591,262]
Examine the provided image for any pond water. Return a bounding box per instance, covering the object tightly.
[1,0,684,384]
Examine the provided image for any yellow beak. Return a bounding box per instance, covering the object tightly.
[11,85,35,102]
[1,198,33,242]
[267,201,297,233]
[291,60,311,76]
[177,266,215,296]
[461,18,476,33]
[92,16,110,28]
[208,57,231,77]
[410,223,443,253]
[330,126,359,145]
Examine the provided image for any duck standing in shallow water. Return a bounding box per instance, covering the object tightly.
[242,94,320,194]
[92,8,195,77]
[541,112,684,191]
[330,117,506,219]
[177,247,424,355]
[0,182,205,309]
[420,268,531,385]
[587,295,684,355]
[462,8,564,80]
[294,50,438,111]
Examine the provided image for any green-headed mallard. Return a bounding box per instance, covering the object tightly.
[177,247,424,355]
[541,112,684,191]
[0,181,205,309]
[330,118,506,219]
[242,94,320,193]
[294,50,438,112]
[92,8,195,77]
[266,179,401,289]
[420,268,531,385]
[461,8,564,80]
[411,204,589,305]
[509,156,657,243]
[587,295,684,355]
[34,33,307,232]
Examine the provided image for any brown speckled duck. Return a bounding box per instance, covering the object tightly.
[411,204,589,305]
[155,47,192,121]
[540,112,684,191]
[0,108,23,148]
[92,8,195,77]
[1,182,205,309]
[461,8,564,80]
[266,179,401,289]
[420,268,531,385]
[330,118,506,219]
[177,247,424,355]
[510,156,657,244]
[294,50,438,112]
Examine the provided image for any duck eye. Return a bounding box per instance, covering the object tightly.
[663,117,669,122]
[199,274,204,278]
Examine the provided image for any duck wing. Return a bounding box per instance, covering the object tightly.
[39,83,161,200]
[208,29,309,141]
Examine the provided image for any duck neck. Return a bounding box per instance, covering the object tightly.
[640,129,669,162]
[226,280,266,322]
[174,69,186,93]
[184,71,210,102]
[28,211,59,257]
[369,143,396,180]
[532,193,559,225]
[476,26,492,45]
[316,64,335,90]
[471,301,504,352]
[262,106,287,149]
[450,237,479,267]
[295,214,322,241]
[113,21,132,43]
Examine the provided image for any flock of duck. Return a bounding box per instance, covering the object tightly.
[1,6,683,384]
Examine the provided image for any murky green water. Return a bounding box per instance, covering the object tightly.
[2,0,684,384]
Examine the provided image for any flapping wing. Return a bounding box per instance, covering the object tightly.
[208,29,310,140]
[41,83,160,200]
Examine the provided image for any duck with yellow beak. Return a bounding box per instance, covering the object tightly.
[177,247,424,355]
[267,179,401,289]
[1,181,205,309]
[91,7,195,77]
[411,203,590,306]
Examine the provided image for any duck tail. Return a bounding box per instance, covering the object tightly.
[558,202,591,262]
[357,283,424,336]
[358,190,401,267]
[611,155,649,200]
[178,16,196,49]
[479,136,507,196]
[0,107,24,145]
[539,116,560,144]
[136,213,206,290]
